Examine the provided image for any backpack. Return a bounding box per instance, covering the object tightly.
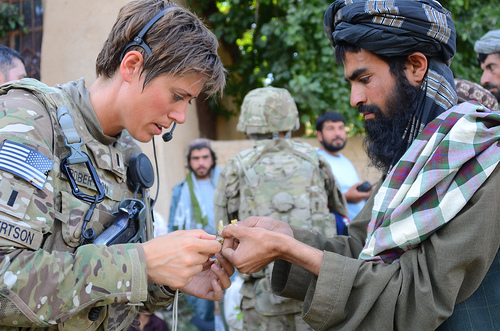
[236,138,336,237]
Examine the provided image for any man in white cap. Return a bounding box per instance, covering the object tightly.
[474,29,500,101]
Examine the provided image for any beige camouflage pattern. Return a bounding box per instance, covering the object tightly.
[213,139,347,226]
[214,138,347,331]
[236,87,300,135]
[0,79,173,330]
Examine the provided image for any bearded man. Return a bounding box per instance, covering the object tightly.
[169,138,220,234]
[316,111,373,222]
[474,29,500,102]
[219,0,500,330]
[168,138,221,330]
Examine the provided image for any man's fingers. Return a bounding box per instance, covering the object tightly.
[211,262,232,290]
[215,253,235,277]
[220,224,237,238]
[211,279,222,301]
[236,217,261,227]
[221,245,236,262]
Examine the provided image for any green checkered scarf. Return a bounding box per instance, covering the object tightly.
[360,102,500,263]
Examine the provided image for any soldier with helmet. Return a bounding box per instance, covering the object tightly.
[214,86,347,330]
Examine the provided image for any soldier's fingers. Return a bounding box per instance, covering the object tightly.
[174,235,223,256]
[182,229,217,240]
[157,229,215,241]
[195,239,224,256]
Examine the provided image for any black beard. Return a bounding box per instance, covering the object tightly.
[188,164,215,178]
[363,76,420,173]
[484,83,500,102]
[493,91,500,102]
[321,138,346,153]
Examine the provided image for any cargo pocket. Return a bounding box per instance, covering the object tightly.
[57,305,107,331]
[56,191,113,248]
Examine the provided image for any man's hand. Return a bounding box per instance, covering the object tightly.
[344,181,373,203]
[142,229,223,289]
[221,216,324,276]
[229,216,294,236]
[220,217,293,274]
[180,253,234,300]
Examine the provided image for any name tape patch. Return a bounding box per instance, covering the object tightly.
[0,218,43,250]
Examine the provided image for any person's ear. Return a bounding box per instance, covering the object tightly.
[316,131,323,142]
[405,52,428,86]
[120,51,144,83]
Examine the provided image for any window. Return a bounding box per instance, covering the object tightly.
[1,0,43,79]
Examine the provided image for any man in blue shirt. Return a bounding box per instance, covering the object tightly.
[316,112,372,223]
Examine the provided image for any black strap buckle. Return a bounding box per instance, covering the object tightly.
[61,154,106,204]
[61,153,106,245]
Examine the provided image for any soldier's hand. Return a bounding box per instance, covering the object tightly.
[142,229,222,289]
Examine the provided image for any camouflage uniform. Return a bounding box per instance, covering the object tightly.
[213,87,347,331]
[0,78,174,330]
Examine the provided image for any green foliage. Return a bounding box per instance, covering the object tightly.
[0,3,26,38]
[187,0,500,136]
[442,0,500,83]
[236,305,243,321]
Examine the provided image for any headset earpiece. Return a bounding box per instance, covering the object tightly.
[127,153,155,193]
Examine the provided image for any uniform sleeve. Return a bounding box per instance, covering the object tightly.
[317,154,348,218]
[272,165,500,330]
[0,89,159,327]
[213,158,240,227]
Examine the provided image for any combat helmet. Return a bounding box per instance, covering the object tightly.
[237,87,300,136]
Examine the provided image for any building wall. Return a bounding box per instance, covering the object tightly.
[41,0,127,86]
[39,0,379,227]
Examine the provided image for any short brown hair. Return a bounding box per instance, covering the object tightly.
[95,0,226,96]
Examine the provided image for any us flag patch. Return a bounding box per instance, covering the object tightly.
[0,140,54,189]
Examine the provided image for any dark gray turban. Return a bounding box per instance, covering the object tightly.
[324,0,456,66]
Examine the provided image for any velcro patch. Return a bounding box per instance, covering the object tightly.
[0,218,43,249]
[0,140,54,189]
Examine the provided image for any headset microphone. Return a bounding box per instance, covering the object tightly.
[162,122,176,142]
